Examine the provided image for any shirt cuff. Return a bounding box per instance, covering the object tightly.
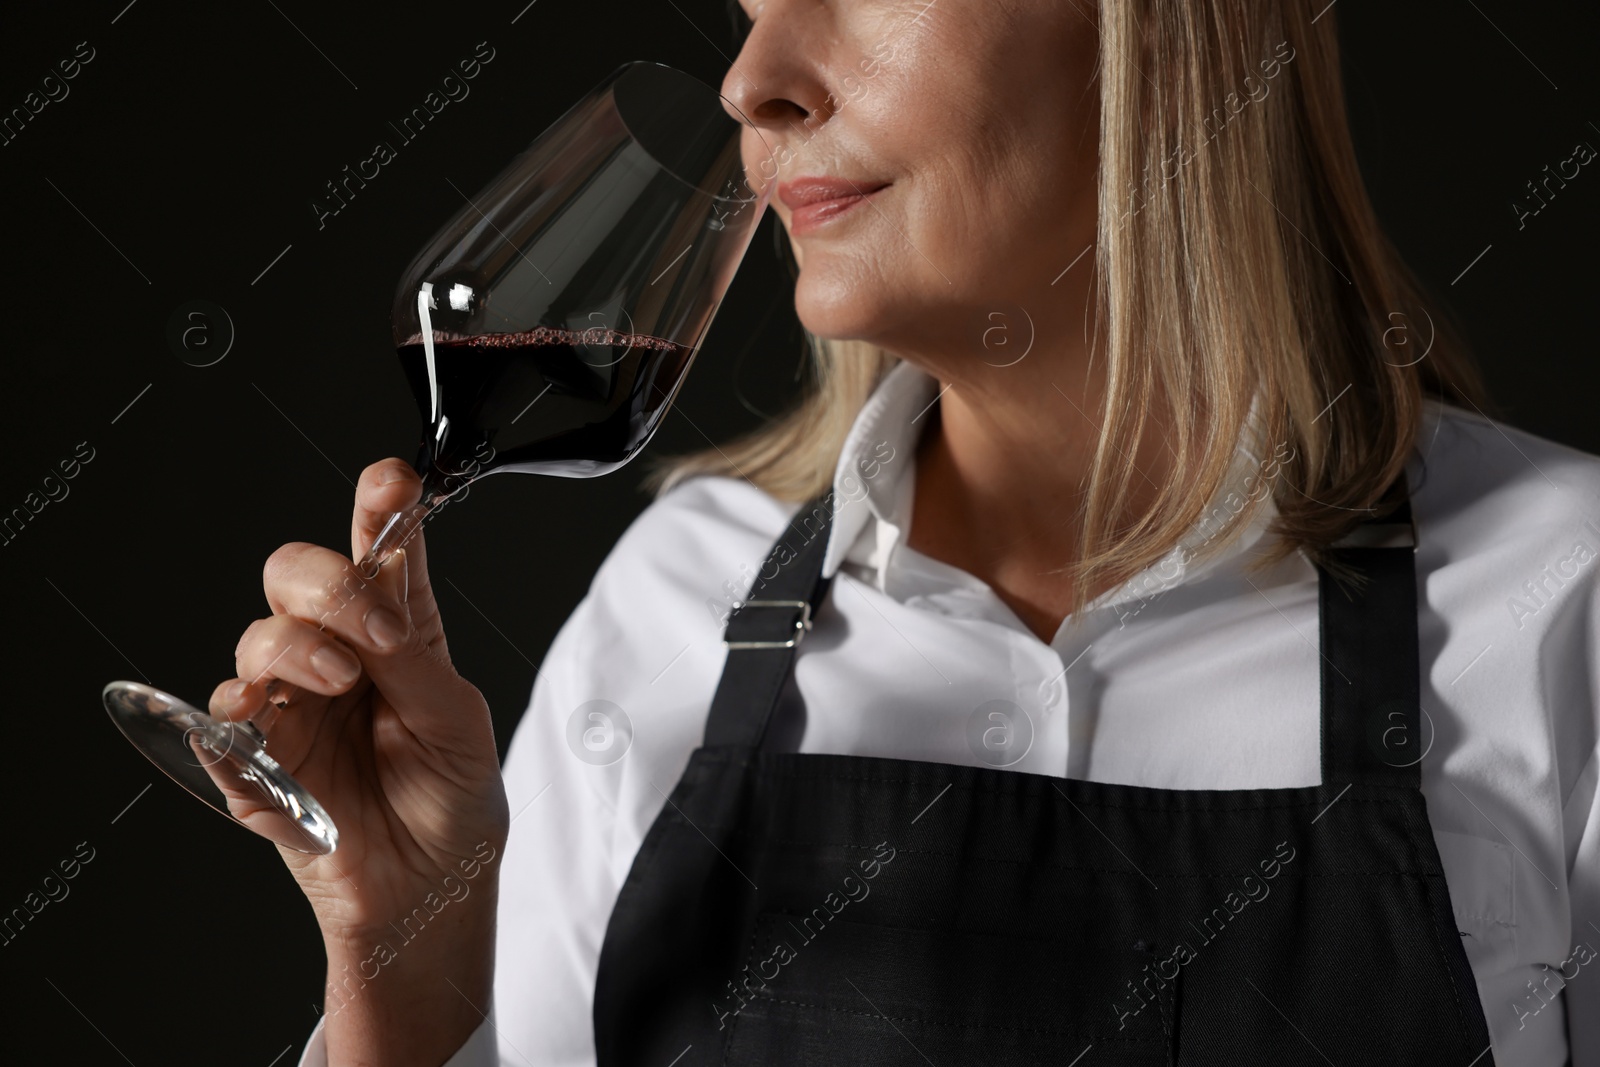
[295,1004,500,1067]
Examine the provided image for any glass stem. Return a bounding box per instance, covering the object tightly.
[248,465,459,738]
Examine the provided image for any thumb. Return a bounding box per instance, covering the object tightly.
[373,544,410,612]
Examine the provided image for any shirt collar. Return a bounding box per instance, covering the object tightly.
[821,358,940,580]
[819,359,1279,613]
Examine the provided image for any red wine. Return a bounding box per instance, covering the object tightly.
[396,326,695,483]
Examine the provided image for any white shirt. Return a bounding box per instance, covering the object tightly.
[299,358,1600,1067]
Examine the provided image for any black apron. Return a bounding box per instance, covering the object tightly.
[594,478,1496,1065]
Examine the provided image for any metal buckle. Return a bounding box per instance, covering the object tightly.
[723,598,813,649]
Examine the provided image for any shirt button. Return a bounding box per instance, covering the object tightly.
[1036,673,1065,708]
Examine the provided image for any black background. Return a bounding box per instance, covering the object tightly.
[0,1,1595,1063]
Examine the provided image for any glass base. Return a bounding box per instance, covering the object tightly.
[102,681,339,854]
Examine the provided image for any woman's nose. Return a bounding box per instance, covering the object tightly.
[719,2,835,137]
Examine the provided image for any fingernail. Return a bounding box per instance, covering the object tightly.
[224,680,248,705]
[364,604,409,650]
[311,644,362,686]
[378,465,409,485]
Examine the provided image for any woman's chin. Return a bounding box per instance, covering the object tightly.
[793,278,903,346]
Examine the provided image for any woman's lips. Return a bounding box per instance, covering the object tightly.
[778,177,890,236]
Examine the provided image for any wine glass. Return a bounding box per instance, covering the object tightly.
[102,61,772,855]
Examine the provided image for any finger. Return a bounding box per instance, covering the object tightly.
[262,541,411,656]
[208,676,264,723]
[188,689,279,816]
[353,459,431,579]
[263,538,481,756]
[372,546,409,618]
[207,676,315,756]
[235,614,367,696]
[204,675,329,831]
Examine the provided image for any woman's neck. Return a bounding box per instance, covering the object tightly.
[903,348,1173,644]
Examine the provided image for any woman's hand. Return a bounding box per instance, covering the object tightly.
[210,457,509,1065]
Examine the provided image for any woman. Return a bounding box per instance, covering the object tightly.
[220,1,1598,1064]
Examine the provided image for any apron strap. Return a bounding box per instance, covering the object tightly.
[1317,472,1423,788]
[702,493,836,749]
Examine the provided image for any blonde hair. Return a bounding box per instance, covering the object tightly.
[642,0,1492,619]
